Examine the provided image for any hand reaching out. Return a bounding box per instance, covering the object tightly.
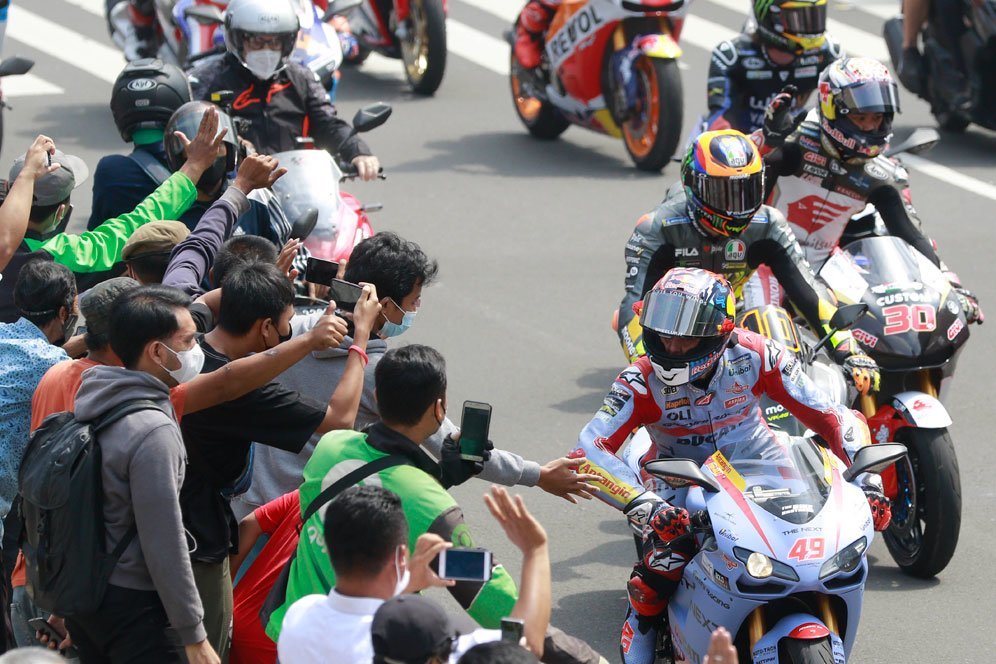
[177,105,228,183]
[275,238,303,281]
[484,486,548,554]
[233,154,287,194]
[537,456,602,504]
[18,135,60,182]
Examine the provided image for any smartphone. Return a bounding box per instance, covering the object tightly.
[501,617,525,644]
[305,257,340,287]
[328,279,364,312]
[28,617,64,645]
[438,547,493,582]
[459,401,492,462]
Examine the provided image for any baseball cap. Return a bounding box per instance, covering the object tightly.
[121,221,190,261]
[371,595,458,664]
[8,149,90,207]
[79,277,139,338]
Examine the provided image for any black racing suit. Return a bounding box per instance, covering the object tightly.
[618,187,853,363]
[705,33,843,133]
[188,53,370,161]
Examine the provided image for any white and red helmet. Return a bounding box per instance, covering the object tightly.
[817,57,900,160]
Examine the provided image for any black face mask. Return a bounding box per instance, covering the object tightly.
[278,329,293,344]
[198,156,228,194]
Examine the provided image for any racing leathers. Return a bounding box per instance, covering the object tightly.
[755,109,983,322]
[618,187,860,365]
[706,33,843,133]
[188,54,370,162]
[574,329,871,664]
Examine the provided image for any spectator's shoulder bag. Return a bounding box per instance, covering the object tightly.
[259,453,410,630]
[18,399,164,616]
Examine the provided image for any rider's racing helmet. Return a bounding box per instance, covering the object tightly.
[639,268,736,387]
[682,130,765,238]
[163,101,240,173]
[224,0,300,72]
[818,57,900,160]
[110,59,192,142]
[753,0,828,54]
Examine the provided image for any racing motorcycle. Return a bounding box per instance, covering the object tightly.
[0,56,35,158]
[270,102,391,263]
[333,0,448,95]
[884,0,996,132]
[507,0,687,171]
[640,438,906,663]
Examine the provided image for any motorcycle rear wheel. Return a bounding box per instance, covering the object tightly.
[883,427,962,578]
[401,0,447,95]
[622,57,682,172]
[510,59,570,139]
[780,637,835,663]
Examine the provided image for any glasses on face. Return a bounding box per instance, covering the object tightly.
[245,34,286,50]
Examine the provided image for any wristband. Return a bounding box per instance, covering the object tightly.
[348,344,368,366]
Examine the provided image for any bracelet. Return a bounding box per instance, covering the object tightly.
[348,344,369,366]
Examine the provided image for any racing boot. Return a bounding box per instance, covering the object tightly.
[621,576,666,664]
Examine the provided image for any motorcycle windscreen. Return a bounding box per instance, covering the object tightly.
[724,436,832,524]
[820,236,966,369]
[270,150,343,253]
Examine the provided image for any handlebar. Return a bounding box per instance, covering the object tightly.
[338,162,386,181]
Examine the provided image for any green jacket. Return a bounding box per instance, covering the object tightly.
[25,171,197,273]
[265,424,518,642]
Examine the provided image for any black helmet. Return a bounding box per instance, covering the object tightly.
[163,101,239,173]
[753,0,828,54]
[110,59,192,142]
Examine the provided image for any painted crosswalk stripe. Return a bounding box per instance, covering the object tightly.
[3,73,65,98]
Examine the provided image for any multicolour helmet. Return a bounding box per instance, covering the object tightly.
[639,268,736,386]
[682,130,765,238]
[818,57,900,160]
[754,0,828,54]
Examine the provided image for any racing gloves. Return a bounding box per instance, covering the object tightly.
[864,486,892,531]
[439,435,493,488]
[624,491,664,535]
[842,352,881,395]
[761,85,806,149]
[954,286,984,324]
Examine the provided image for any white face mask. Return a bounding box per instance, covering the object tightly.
[244,49,283,80]
[159,342,205,385]
[393,545,410,597]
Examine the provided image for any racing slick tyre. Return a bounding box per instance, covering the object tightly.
[780,636,835,663]
[510,57,570,140]
[401,0,447,95]
[622,57,682,172]
[883,427,962,578]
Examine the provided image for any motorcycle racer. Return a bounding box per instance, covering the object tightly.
[580,267,888,664]
[705,0,843,133]
[754,56,984,323]
[619,129,881,395]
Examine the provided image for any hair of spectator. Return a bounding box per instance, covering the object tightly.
[109,285,192,369]
[84,327,110,352]
[344,232,439,304]
[324,485,409,578]
[217,261,294,335]
[0,647,68,664]
[375,345,447,426]
[126,252,172,284]
[458,641,539,664]
[212,235,279,288]
[27,198,69,225]
[13,259,76,328]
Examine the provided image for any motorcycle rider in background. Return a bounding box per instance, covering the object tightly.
[188,0,380,180]
[895,0,971,107]
[754,56,983,324]
[619,130,881,397]
[705,0,842,133]
[580,267,889,664]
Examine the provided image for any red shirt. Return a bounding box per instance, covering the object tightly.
[231,491,302,664]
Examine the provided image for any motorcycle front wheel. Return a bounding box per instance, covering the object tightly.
[883,427,962,578]
[400,0,447,95]
[622,56,682,172]
[780,637,835,663]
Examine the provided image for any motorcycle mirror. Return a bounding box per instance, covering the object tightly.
[884,128,940,158]
[642,458,721,493]
[289,208,320,241]
[184,4,224,26]
[0,56,34,78]
[842,443,908,482]
[323,0,363,21]
[351,103,393,134]
[813,303,869,352]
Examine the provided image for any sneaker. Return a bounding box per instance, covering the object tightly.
[897,46,924,95]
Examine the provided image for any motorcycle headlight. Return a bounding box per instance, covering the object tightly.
[819,537,867,580]
[733,547,800,581]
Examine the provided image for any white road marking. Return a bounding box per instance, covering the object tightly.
[8,5,126,84]
[446,18,511,75]
[3,73,65,98]
[62,0,106,17]
[901,154,996,202]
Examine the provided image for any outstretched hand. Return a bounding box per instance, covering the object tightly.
[19,135,60,182]
[537,456,601,504]
[762,84,802,149]
[177,105,228,182]
[484,486,548,554]
[275,238,303,280]
[233,154,287,194]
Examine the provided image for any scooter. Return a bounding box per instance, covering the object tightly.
[884,0,996,132]
[507,0,688,171]
[0,56,35,159]
[641,439,906,663]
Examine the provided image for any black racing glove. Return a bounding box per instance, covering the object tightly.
[842,352,881,395]
[762,84,803,149]
[439,435,493,488]
[954,286,984,324]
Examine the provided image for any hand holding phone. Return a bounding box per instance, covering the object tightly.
[328,279,365,312]
[28,617,72,653]
[459,401,492,462]
[437,547,493,582]
[500,617,525,644]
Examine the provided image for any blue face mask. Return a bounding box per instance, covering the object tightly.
[380,308,417,338]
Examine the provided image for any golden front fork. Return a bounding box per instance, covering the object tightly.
[613,24,626,50]
[818,594,840,635]
[748,607,765,649]
[919,369,938,397]
[860,393,876,418]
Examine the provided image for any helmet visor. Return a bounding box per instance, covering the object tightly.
[838,80,901,114]
[640,291,731,337]
[780,3,827,36]
[690,170,765,217]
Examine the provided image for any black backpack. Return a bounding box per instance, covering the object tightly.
[18,399,163,616]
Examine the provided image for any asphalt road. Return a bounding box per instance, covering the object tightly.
[9,0,996,661]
